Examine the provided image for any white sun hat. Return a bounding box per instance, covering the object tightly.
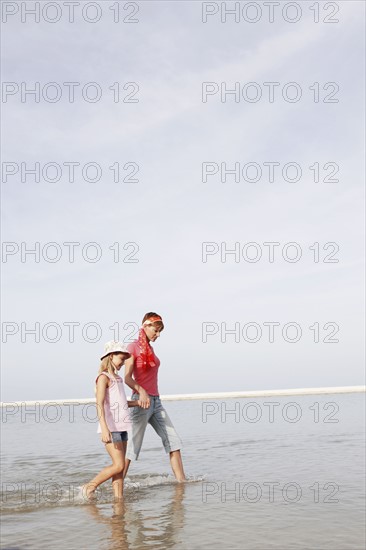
[100,341,131,360]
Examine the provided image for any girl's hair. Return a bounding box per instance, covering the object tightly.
[142,311,164,331]
[98,353,119,377]
[94,352,128,394]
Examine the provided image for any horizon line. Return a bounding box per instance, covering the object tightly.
[1,385,365,407]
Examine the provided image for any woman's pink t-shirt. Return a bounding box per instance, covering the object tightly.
[96,372,131,433]
[127,341,160,396]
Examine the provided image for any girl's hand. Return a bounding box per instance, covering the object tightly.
[127,400,140,407]
[101,429,111,443]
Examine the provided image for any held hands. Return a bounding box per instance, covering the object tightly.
[138,390,150,409]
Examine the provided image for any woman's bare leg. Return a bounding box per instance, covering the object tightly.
[169,450,186,482]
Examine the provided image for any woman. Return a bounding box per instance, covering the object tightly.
[123,312,186,482]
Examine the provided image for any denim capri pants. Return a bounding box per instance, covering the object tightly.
[126,394,182,461]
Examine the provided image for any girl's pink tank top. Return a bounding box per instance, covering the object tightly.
[96,372,131,433]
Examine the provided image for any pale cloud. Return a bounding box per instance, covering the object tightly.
[1,1,364,401]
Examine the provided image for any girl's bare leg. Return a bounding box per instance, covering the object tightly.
[110,441,127,500]
[82,442,125,499]
[123,458,131,480]
[169,450,186,482]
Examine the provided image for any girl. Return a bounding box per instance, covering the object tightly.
[123,312,186,482]
[82,341,141,501]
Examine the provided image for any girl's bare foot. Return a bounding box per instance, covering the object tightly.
[81,484,96,500]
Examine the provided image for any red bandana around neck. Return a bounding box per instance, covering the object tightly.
[138,327,156,369]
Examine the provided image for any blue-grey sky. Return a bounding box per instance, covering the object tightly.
[1,1,365,401]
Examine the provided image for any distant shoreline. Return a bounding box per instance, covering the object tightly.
[1,385,365,407]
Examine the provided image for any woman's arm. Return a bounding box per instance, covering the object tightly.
[124,355,150,409]
[96,374,112,443]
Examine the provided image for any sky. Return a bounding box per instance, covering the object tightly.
[1,0,365,402]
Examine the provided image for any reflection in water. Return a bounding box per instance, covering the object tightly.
[86,482,186,550]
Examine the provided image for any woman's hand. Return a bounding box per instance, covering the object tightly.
[138,389,150,409]
[101,428,112,443]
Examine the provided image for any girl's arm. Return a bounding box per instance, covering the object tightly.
[124,355,150,409]
[96,374,112,443]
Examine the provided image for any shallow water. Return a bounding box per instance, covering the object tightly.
[1,394,365,549]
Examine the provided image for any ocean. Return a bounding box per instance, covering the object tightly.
[1,393,365,550]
